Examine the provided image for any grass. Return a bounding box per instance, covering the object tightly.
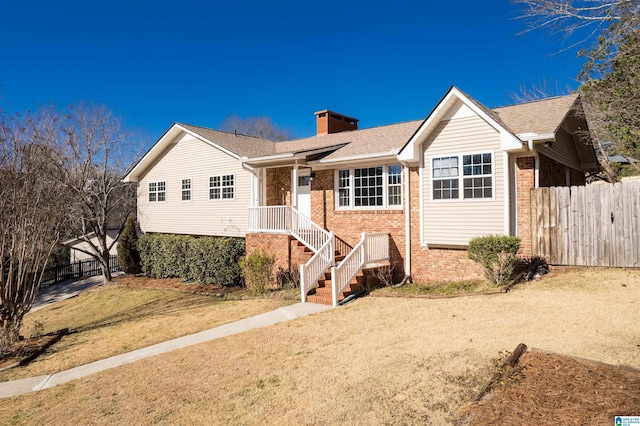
[0,281,294,381]
[0,267,638,425]
[372,279,494,297]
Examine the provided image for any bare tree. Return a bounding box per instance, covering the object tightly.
[513,0,640,180]
[512,1,639,56]
[510,78,574,103]
[0,108,70,351]
[220,115,293,141]
[58,105,138,282]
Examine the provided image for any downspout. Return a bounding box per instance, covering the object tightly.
[401,162,412,285]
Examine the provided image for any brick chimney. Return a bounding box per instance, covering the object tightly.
[314,110,358,135]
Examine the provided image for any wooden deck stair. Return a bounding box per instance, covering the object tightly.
[291,236,358,306]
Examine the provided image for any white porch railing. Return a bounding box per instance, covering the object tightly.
[299,231,334,303]
[331,232,389,307]
[248,206,291,234]
[248,206,331,253]
[248,207,388,306]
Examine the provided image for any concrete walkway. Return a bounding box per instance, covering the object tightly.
[32,272,124,313]
[0,300,330,399]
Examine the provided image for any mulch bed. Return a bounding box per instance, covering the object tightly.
[0,329,68,371]
[460,348,640,425]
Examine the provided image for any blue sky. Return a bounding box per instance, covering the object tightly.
[1,0,586,146]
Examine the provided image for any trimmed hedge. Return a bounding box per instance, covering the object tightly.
[137,233,245,286]
[468,235,521,286]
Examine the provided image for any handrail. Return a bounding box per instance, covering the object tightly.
[289,207,331,253]
[299,231,334,302]
[331,232,389,307]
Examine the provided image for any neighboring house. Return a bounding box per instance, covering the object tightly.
[65,229,120,263]
[124,86,598,305]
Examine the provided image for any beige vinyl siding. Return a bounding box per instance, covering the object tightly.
[70,230,119,262]
[421,115,505,246]
[137,132,251,237]
[536,127,581,170]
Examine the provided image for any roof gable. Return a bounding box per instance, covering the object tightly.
[397,86,523,163]
[123,123,275,183]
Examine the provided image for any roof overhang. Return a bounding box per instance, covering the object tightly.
[241,144,347,168]
[123,123,243,183]
[312,149,399,167]
[397,86,524,163]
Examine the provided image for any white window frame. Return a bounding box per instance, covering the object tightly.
[148,181,166,202]
[209,173,235,201]
[335,164,402,210]
[430,151,495,202]
[181,178,192,202]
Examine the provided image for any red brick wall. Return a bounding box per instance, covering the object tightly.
[253,164,534,284]
[515,157,535,257]
[309,169,406,280]
[266,167,292,206]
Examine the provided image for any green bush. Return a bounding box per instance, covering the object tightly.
[137,233,245,286]
[467,235,521,286]
[117,216,142,274]
[239,251,276,294]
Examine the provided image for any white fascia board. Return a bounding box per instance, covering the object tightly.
[314,151,398,166]
[500,131,525,152]
[240,152,296,164]
[123,123,242,182]
[123,125,182,182]
[397,92,457,163]
[398,87,526,162]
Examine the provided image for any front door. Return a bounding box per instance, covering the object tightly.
[296,169,311,219]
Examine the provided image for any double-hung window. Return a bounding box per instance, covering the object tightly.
[181,179,191,201]
[149,181,166,202]
[431,152,493,200]
[210,174,234,200]
[337,165,402,209]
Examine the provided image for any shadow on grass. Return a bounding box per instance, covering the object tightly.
[68,293,224,336]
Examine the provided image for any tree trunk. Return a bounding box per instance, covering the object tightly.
[102,249,113,282]
[0,317,21,354]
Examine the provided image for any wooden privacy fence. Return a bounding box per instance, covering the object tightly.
[531,181,640,267]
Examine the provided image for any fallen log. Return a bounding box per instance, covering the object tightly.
[473,343,528,403]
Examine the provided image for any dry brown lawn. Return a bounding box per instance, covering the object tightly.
[0,267,638,425]
[0,277,294,381]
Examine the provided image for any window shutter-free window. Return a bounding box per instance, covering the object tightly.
[210,174,234,200]
[432,152,493,200]
[336,164,401,209]
[181,179,191,201]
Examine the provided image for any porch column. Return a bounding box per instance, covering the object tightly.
[292,163,298,208]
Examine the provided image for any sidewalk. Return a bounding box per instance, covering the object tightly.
[1,300,331,398]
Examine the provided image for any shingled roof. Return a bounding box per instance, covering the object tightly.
[494,94,580,136]
[178,123,277,158]
[131,91,584,176]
